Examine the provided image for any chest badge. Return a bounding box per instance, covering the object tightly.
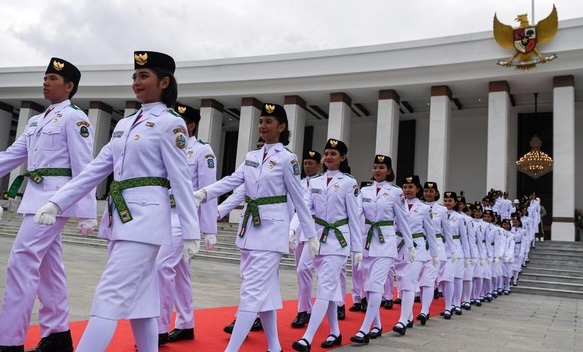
[268,160,276,169]
[134,134,141,140]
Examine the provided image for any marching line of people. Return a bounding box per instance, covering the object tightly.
[0,50,545,352]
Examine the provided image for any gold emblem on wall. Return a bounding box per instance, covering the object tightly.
[493,5,558,70]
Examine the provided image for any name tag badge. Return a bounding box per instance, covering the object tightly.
[113,131,124,138]
[311,188,322,194]
[245,159,259,168]
[362,198,372,203]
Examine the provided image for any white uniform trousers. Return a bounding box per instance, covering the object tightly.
[239,249,283,312]
[91,241,160,319]
[156,226,194,333]
[0,216,69,345]
[295,242,314,313]
[361,257,394,293]
[313,255,346,302]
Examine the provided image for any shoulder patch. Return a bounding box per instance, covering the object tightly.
[175,134,187,149]
[76,121,90,127]
[79,126,90,138]
[168,109,181,117]
[206,154,215,169]
[173,127,186,134]
[353,184,360,197]
[291,159,300,176]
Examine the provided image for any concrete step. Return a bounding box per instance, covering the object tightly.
[519,272,583,285]
[511,285,583,299]
[516,279,583,292]
[527,253,583,262]
[522,267,583,278]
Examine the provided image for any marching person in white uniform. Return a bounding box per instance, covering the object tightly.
[292,139,363,351]
[471,204,488,306]
[35,51,199,352]
[155,103,218,345]
[350,155,413,343]
[0,57,96,352]
[194,103,317,352]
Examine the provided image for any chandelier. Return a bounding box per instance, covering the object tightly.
[516,135,553,179]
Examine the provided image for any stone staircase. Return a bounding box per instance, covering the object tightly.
[512,240,583,299]
[0,210,337,271]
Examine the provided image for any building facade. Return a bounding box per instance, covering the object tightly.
[1,18,582,240]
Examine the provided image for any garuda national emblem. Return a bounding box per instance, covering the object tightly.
[493,5,558,70]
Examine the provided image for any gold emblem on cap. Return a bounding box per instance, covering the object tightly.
[265,104,275,114]
[135,53,148,66]
[177,106,186,114]
[406,176,413,183]
[377,155,385,162]
[52,60,65,71]
[427,182,434,188]
[309,151,315,157]
[445,192,452,197]
[330,139,338,147]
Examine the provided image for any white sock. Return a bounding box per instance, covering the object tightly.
[131,318,157,352]
[358,292,382,333]
[76,316,117,352]
[398,290,414,324]
[225,310,256,352]
[300,298,330,344]
[258,310,281,352]
[420,286,433,315]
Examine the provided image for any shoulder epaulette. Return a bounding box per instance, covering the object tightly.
[313,174,324,179]
[68,104,81,110]
[167,109,181,117]
[125,111,138,118]
[197,139,208,145]
[284,147,293,153]
[343,173,355,179]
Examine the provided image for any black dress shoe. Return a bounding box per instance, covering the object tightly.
[406,320,414,328]
[25,330,73,352]
[291,311,311,328]
[168,328,194,342]
[251,317,263,331]
[394,298,402,304]
[223,319,236,334]
[382,299,393,309]
[433,288,441,299]
[443,309,452,320]
[348,302,362,312]
[414,296,421,303]
[292,338,311,351]
[475,300,482,307]
[321,333,342,348]
[417,312,428,325]
[0,346,24,352]
[158,333,169,346]
[337,305,346,320]
[361,297,368,312]
[454,306,462,315]
[350,331,370,344]
[392,322,406,335]
[369,327,382,339]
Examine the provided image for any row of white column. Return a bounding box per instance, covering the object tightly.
[0,76,576,239]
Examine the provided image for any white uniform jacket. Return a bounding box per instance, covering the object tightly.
[359,181,413,258]
[462,213,479,260]
[217,185,245,220]
[510,227,527,257]
[404,198,439,261]
[308,172,363,256]
[0,100,96,218]
[203,143,316,254]
[473,219,488,261]
[447,211,469,259]
[427,202,454,260]
[51,103,198,245]
[170,137,217,234]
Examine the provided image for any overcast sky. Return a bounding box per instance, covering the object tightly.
[1,0,581,68]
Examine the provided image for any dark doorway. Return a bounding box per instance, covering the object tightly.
[396,119,416,183]
[517,112,553,239]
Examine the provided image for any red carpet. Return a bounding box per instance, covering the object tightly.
[24,294,445,351]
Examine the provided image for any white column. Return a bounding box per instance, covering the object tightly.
[486,81,511,192]
[327,92,352,146]
[376,89,400,168]
[551,75,576,241]
[8,101,44,191]
[284,95,306,155]
[427,86,452,191]
[88,101,113,199]
[235,97,261,167]
[199,99,224,160]
[0,103,14,192]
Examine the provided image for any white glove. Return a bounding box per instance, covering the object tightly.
[505,255,512,262]
[519,253,524,258]
[77,218,97,236]
[354,252,363,266]
[480,259,486,267]
[183,239,200,261]
[407,246,416,262]
[464,259,471,267]
[470,259,476,266]
[432,256,440,268]
[487,258,493,264]
[193,189,206,208]
[288,230,298,253]
[34,202,61,225]
[203,234,217,251]
[451,252,458,263]
[308,236,320,257]
[494,257,500,263]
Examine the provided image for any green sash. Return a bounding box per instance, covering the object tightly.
[7,168,72,198]
[364,219,393,250]
[239,195,287,237]
[109,177,170,224]
[313,216,349,248]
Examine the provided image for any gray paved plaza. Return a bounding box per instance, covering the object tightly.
[0,235,581,351]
